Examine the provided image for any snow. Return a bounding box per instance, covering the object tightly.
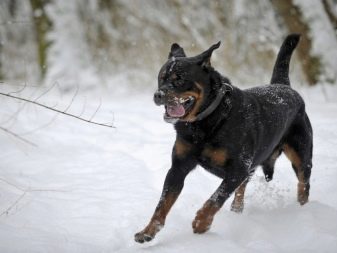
[0,86,337,252]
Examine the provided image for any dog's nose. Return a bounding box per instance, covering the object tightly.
[154,90,166,105]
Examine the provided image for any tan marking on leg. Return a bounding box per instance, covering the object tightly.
[192,200,220,234]
[297,182,309,205]
[135,192,178,242]
[271,148,281,161]
[202,147,228,167]
[283,144,302,171]
[283,144,308,205]
[231,180,248,213]
[174,139,192,158]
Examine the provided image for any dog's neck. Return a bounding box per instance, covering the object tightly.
[174,72,233,143]
[194,76,232,121]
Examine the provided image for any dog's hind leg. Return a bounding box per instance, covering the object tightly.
[230,179,249,213]
[283,113,313,205]
[262,148,282,182]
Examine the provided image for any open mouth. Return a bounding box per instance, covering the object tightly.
[164,96,195,123]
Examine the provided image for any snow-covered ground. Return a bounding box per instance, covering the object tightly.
[0,88,337,252]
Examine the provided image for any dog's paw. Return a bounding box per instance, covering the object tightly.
[192,201,219,234]
[230,202,244,213]
[134,221,163,243]
[134,231,154,243]
[192,209,214,234]
[264,173,273,182]
[192,217,212,234]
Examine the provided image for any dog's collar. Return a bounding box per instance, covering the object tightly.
[194,80,233,121]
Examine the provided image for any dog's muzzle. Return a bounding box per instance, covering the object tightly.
[154,89,167,106]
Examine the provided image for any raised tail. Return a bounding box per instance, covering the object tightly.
[270,34,301,86]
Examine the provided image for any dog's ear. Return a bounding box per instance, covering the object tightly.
[168,43,186,59]
[194,41,221,69]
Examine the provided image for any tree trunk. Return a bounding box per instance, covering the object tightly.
[271,0,322,86]
[29,0,52,79]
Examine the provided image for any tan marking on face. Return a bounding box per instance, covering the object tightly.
[174,139,192,158]
[170,73,177,80]
[192,200,220,234]
[181,82,204,122]
[159,70,166,80]
[202,146,228,167]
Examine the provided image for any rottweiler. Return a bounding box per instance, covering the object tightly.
[135,34,313,243]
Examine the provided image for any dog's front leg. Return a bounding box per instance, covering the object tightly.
[135,139,196,243]
[192,169,248,234]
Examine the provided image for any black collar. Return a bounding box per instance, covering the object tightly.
[194,79,233,121]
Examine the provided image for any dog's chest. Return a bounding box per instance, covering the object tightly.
[198,145,228,178]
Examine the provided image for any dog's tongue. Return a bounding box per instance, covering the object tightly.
[167,104,185,118]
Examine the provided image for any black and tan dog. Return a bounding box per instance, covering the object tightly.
[135,34,313,243]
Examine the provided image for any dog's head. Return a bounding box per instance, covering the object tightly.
[154,42,221,123]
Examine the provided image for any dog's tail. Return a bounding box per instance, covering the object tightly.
[270,34,301,86]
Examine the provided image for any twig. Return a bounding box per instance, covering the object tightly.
[19,113,59,136]
[8,58,28,95]
[79,96,87,118]
[0,126,37,147]
[0,178,70,193]
[0,92,114,128]
[0,82,40,87]
[0,20,32,26]
[0,192,27,217]
[63,83,79,113]
[34,81,59,101]
[8,81,27,95]
[89,97,102,121]
[0,177,71,217]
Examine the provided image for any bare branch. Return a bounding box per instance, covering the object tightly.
[0,85,41,126]
[0,92,115,128]
[0,126,37,147]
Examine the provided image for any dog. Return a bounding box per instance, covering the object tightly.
[135,34,313,243]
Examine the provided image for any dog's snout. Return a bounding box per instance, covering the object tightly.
[154,90,166,105]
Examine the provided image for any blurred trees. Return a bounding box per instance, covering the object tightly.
[271,0,321,86]
[0,0,336,89]
[30,0,52,78]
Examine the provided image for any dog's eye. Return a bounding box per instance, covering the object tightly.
[174,79,184,87]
